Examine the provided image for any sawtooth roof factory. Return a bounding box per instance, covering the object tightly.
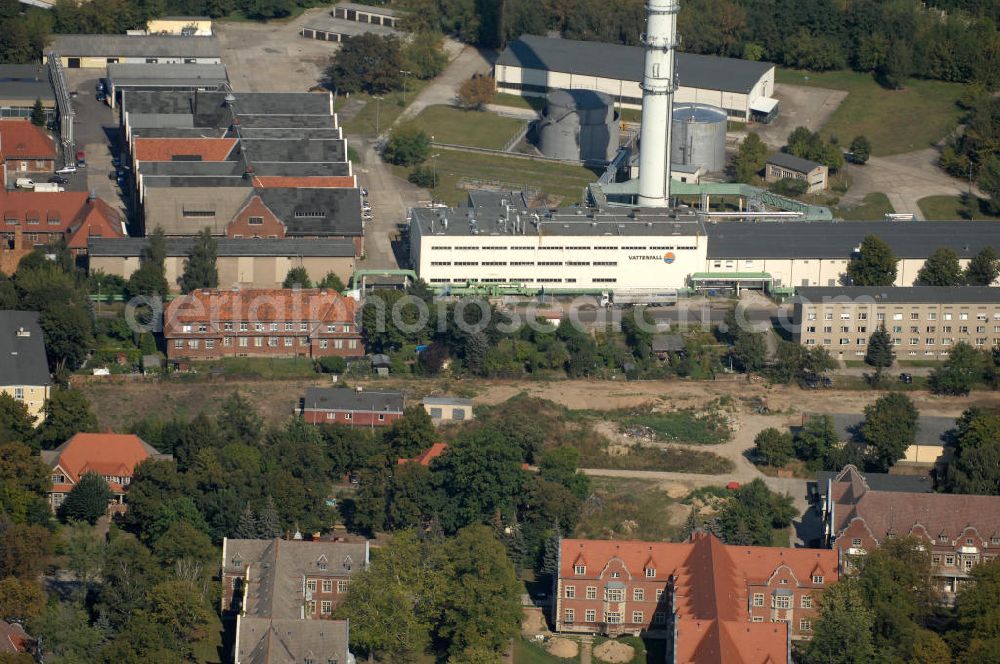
[494,34,778,122]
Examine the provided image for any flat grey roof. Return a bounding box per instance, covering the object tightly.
[705,221,1000,259]
[0,311,50,386]
[88,237,356,257]
[820,412,957,447]
[335,1,398,15]
[107,62,228,86]
[48,34,221,59]
[814,468,932,500]
[242,137,346,164]
[122,89,331,122]
[795,286,1000,304]
[303,387,404,413]
[496,35,774,94]
[0,64,54,103]
[303,17,398,37]
[423,396,473,406]
[259,187,362,236]
[411,205,705,238]
[767,152,822,173]
[138,160,351,177]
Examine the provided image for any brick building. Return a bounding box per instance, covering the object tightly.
[163,288,362,361]
[1,191,125,269]
[824,464,1000,598]
[0,120,56,188]
[221,537,369,619]
[556,533,839,663]
[301,387,404,427]
[41,433,171,512]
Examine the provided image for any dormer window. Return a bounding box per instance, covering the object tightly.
[233,557,243,569]
[574,565,586,575]
[812,575,824,584]
[610,572,621,578]
[645,568,656,578]
[318,562,327,570]
[343,556,353,571]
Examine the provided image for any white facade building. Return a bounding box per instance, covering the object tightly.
[494,35,777,122]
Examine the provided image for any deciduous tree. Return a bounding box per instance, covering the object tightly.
[178,228,218,293]
[847,234,897,286]
[383,124,431,166]
[794,414,839,469]
[282,266,312,289]
[754,427,794,466]
[916,247,964,286]
[0,576,44,622]
[930,341,987,396]
[945,408,1000,495]
[325,34,403,94]
[37,389,97,450]
[804,579,876,664]
[58,472,113,524]
[457,74,496,110]
[861,392,918,471]
[965,245,1000,285]
[403,31,449,79]
[0,394,36,447]
[849,135,871,164]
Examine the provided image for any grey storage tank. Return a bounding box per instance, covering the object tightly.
[537,89,619,162]
[671,103,727,173]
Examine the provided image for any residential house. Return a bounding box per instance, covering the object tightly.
[422,396,474,423]
[0,310,50,423]
[0,119,56,187]
[301,387,404,427]
[0,620,29,656]
[41,433,172,512]
[556,533,839,663]
[221,537,368,619]
[764,153,827,194]
[162,288,363,361]
[824,464,1000,597]
[1,191,125,269]
[397,442,447,466]
[802,412,957,467]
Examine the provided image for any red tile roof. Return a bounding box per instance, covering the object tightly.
[0,620,28,654]
[133,137,237,162]
[44,433,169,494]
[253,175,357,188]
[830,465,1000,543]
[0,191,124,248]
[397,442,447,466]
[164,288,357,335]
[0,120,56,161]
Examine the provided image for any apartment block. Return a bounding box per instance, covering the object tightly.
[793,287,1000,359]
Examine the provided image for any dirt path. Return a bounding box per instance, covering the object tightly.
[396,43,494,125]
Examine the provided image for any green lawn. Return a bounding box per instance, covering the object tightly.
[775,69,964,156]
[493,92,546,112]
[340,78,432,136]
[918,194,1000,221]
[192,357,318,379]
[393,147,599,206]
[194,613,224,664]
[410,105,527,150]
[832,192,894,220]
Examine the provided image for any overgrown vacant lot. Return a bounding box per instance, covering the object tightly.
[612,407,732,444]
[776,69,963,156]
[574,477,684,541]
[410,105,527,150]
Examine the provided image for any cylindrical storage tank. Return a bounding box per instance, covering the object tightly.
[537,89,619,162]
[670,103,727,173]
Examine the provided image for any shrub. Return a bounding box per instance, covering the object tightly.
[383,125,431,166]
[315,356,348,374]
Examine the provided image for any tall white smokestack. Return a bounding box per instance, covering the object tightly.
[637,0,679,208]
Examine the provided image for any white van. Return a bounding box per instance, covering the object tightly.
[15,178,34,189]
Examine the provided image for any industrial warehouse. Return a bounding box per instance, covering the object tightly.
[494,34,778,122]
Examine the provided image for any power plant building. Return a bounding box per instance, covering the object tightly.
[671,104,727,173]
[537,89,619,162]
[495,34,778,123]
[408,203,1000,293]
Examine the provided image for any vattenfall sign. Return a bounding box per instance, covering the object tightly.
[629,252,677,264]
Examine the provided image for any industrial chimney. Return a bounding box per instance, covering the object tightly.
[637,0,679,208]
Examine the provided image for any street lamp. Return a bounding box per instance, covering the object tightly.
[399,70,412,104]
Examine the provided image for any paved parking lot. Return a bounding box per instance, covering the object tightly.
[754,83,847,149]
[215,10,340,92]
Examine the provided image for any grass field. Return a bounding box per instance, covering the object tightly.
[393,147,599,206]
[574,477,684,541]
[410,105,526,150]
[515,637,578,663]
[918,194,1000,221]
[340,78,431,136]
[194,613,224,664]
[832,192,894,220]
[614,409,732,444]
[493,92,546,112]
[775,69,963,156]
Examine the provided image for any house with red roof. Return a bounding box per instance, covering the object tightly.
[824,464,1000,598]
[397,442,448,466]
[1,190,125,270]
[41,433,172,512]
[0,620,30,655]
[0,120,56,187]
[556,533,839,663]
[163,288,362,360]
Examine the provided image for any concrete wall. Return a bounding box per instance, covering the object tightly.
[90,254,355,291]
[494,64,762,120]
[147,18,213,36]
[412,228,707,291]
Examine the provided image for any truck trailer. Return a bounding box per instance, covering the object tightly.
[601,289,678,307]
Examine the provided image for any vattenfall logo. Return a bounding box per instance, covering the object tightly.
[628,252,676,263]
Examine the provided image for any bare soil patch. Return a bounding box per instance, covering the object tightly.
[547,637,579,659]
[593,640,635,664]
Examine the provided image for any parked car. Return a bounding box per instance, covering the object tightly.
[55,165,77,174]
[899,372,913,384]
[48,175,69,184]
[15,178,34,189]
[75,150,86,167]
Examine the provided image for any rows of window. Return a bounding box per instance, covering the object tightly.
[306,579,350,594]
[807,310,1000,322]
[752,593,812,609]
[805,337,1000,348]
[173,337,358,350]
[178,322,352,333]
[429,260,621,267]
[428,243,694,252]
[565,585,661,602]
[563,609,667,625]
